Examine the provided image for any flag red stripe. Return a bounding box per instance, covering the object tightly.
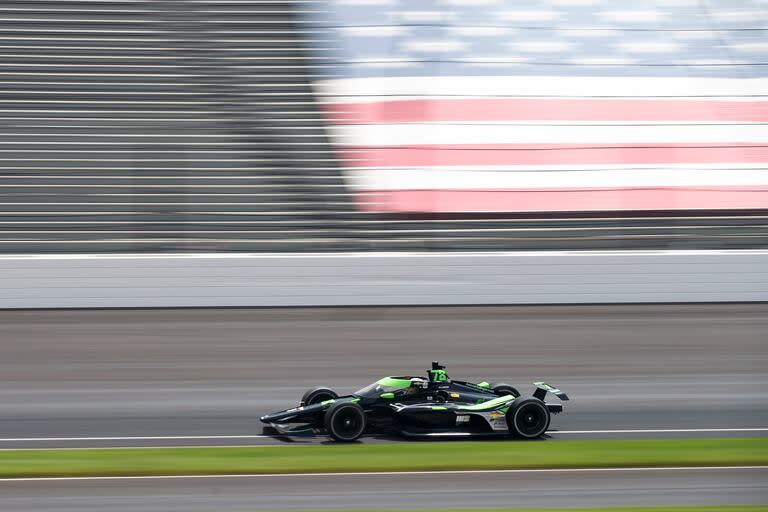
[358,187,768,213]
[326,99,768,123]
[339,143,768,167]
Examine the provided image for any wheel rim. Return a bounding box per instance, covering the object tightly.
[514,402,548,437]
[332,407,363,439]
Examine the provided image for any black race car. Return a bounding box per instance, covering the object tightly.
[260,362,569,442]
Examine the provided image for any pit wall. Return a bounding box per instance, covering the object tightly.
[0,250,765,309]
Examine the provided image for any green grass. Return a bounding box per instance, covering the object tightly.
[0,438,765,478]
[285,507,766,512]
[303,508,767,512]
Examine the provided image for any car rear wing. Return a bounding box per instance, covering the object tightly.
[533,382,569,401]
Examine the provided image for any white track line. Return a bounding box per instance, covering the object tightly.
[1,466,766,482]
[0,445,296,452]
[554,428,768,434]
[0,435,270,442]
[1,428,765,443]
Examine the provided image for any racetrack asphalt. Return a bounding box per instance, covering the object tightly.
[0,304,765,448]
[1,467,765,511]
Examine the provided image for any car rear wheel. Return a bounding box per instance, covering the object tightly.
[324,402,366,442]
[506,397,550,438]
[491,383,520,398]
[301,386,338,406]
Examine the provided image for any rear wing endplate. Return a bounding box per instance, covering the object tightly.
[533,382,569,401]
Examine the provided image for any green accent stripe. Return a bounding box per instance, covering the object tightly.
[456,395,515,411]
[376,377,412,389]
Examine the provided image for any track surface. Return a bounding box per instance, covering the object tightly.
[0,304,766,447]
[1,468,765,511]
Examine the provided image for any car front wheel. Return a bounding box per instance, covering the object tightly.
[324,402,366,442]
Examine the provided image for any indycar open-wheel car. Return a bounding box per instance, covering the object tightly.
[260,362,569,442]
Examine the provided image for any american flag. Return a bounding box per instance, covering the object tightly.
[308,0,768,213]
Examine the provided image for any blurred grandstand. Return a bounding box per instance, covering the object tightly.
[1,0,766,253]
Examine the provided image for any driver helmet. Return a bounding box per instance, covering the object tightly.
[409,377,428,390]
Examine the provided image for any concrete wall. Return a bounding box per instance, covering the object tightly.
[1,250,765,309]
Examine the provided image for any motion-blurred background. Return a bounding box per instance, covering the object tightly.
[0,1,766,511]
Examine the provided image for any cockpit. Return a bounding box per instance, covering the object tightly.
[353,376,425,398]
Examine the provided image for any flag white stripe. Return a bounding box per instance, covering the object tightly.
[324,95,764,104]
[315,76,768,101]
[348,163,768,172]
[331,123,768,146]
[347,166,768,191]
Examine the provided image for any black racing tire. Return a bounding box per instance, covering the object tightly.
[506,396,550,439]
[491,383,521,398]
[300,386,338,406]
[324,401,366,442]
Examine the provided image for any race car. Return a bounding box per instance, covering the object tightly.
[260,362,569,442]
